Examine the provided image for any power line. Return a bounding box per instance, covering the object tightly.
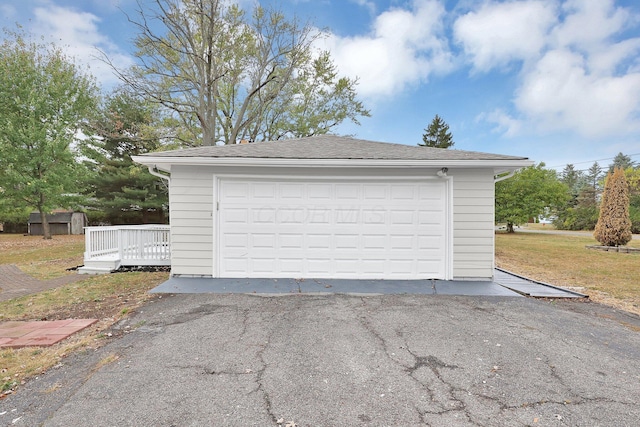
[548,152,640,170]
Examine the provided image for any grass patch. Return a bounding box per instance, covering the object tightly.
[0,234,85,280]
[0,233,168,397]
[496,232,640,315]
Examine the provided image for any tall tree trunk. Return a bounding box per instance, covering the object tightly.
[506,222,515,233]
[39,209,52,240]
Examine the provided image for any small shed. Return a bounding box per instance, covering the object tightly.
[28,211,88,236]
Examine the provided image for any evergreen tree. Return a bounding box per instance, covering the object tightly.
[560,164,586,204]
[83,89,168,224]
[624,168,640,233]
[419,115,454,149]
[594,168,632,246]
[609,152,635,173]
[586,162,603,190]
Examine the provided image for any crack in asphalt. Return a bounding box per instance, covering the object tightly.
[352,299,483,425]
[404,348,484,426]
[249,298,301,426]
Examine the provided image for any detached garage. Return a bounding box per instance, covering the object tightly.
[134,136,531,281]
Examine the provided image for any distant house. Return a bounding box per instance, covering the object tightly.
[28,211,88,236]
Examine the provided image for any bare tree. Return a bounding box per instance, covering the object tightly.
[108,0,368,146]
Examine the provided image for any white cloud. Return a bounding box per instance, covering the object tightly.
[479,109,523,137]
[349,0,376,15]
[31,4,133,89]
[516,49,640,137]
[320,0,453,98]
[551,0,630,50]
[454,0,557,72]
[462,0,640,139]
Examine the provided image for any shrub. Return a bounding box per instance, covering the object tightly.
[594,168,632,246]
[630,206,640,234]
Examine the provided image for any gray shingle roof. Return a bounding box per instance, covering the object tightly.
[142,135,528,161]
[28,212,74,224]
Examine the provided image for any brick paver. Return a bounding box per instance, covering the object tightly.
[0,264,86,302]
[0,318,98,348]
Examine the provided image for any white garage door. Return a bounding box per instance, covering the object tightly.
[216,178,450,279]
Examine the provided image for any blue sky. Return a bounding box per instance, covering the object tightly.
[2,0,640,172]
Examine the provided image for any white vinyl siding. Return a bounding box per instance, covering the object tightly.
[169,166,214,276]
[451,169,495,279]
[167,166,496,280]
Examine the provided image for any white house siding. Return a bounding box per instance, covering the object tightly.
[168,165,495,280]
[451,169,495,280]
[169,165,215,276]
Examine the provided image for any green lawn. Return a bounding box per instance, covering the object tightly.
[496,231,640,315]
[0,233,168,394]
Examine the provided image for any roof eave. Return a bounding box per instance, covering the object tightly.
[133,156,533,173]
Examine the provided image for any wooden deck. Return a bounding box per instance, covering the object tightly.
[79,225,171,274]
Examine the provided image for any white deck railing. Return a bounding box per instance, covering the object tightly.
[83,224,171,267]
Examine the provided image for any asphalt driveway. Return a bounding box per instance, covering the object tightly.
[2,293,639,426]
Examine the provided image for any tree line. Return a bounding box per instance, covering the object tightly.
[0,0,370,238]
[0,0,635,241]
[420,114,638,240]
[495,153,640,238]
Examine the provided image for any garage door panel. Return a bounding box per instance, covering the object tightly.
[280,234,304,249]
[308,209,331,224]
[362,210,386,224]
[335,234,359,250]
[224,257,249,273]
[335,184,359,199]
[363,184,387,199]
[417,260,444,275]
[252,258,277,273]
[221,208,248,223]
[361,260,386,274]
[335,258,359,273]
[307,258,332,273]
[362,234,386,250]
[307,183,332,199]
[221,182,250,200]
[281,258,304,273]
[221,233,248,249]
[307,234,331,249]
[418,235,444,249]
[251,234,276,249]
[280,183,304,199]
[390,185,416,200]
[253,183,276,198]
[279,208,304,224]
[254,208,276,224]
[334,209,360,224]
[389,235,414,250]
[218,179,449,279]
[389,210,416,225]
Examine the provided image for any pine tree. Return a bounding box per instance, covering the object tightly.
[560,164,586,205]
[594,168,632,246]
[419,115,454,149]
[609,152,635,173]
[83,90,168,224]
